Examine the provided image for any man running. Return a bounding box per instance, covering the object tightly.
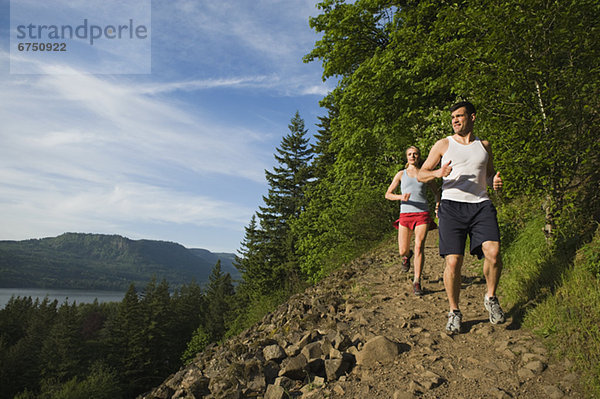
[418,101,505,335]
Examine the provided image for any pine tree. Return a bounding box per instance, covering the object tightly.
[170,281,205,360]
[204,261,234,341]
[235,214,263,279]
[141,279,174,380]
[40,301,83,382]
[108,284,148,396]
[251,111,313,293]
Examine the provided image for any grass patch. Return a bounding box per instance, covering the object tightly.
[524,226,600,398]
[500,214,550,308]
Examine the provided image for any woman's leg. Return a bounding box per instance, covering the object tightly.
[413,223,429,282]
[398,224,412,256]
[398,225,413,272]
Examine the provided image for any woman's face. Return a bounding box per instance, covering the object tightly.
[406,148,420,165]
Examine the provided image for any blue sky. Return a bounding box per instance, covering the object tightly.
[0,0,333,253]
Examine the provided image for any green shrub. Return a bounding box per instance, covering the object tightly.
[38,363,122,399]
[181,326,211,365]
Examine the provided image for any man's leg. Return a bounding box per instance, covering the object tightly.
[481,240,502,297]
[444,254,463,311]
[482,240,505,324]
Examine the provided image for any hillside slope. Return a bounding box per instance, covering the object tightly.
[140,233,583,398]
[0,233,238,290]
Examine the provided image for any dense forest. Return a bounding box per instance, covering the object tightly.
[0,233,238,290]
[0,263,233,399]
[1,0,599,397]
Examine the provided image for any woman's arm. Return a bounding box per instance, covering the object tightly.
[385,170,410,201]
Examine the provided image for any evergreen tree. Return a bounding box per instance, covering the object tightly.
[170,281,206,360]
[141,279,174,382]
[0,297,58,398]
[204,261,234,341]
[251,111,313,293]
[40,302,83,382]
[235,214,263,279]
[107,284,148,396]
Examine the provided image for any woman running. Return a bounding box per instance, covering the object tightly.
[385,146,439,295]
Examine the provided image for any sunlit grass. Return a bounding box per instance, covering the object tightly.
[525,228,600,398]
[500,214,550,308]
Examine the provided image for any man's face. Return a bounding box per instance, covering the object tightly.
[451,106,475,136]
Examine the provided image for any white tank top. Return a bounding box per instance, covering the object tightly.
[441,136,489,203]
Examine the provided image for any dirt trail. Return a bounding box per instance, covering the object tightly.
[330,232,583,398]
[142,232,585,399]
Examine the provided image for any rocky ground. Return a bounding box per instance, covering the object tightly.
[141,234,584,399]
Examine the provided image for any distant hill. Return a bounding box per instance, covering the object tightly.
[0,233,240,291]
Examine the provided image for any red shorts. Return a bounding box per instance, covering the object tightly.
[393,212,437,230]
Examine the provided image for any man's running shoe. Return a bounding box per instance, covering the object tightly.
[445,310,462,335]
[484,295,506,324]
[413,281,423,296]
[401,250,413,272]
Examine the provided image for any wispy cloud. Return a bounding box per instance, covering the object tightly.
[151,0,328,96]
[1,1,327,251]
[138,75,274,95]
[0,55,269,246]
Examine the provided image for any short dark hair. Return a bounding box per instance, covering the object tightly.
[450,101,476,115]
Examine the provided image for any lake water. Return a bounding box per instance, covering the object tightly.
[0,288,126,309]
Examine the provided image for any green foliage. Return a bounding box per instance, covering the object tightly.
[181,326,210,365]
[525,226,600,397]
[40,302,83,382]
[225,288,290,339]
[495,195,542,249]
[37,363,121,399]
[499,213,552,308]
[578,228,600,278]
[305,0,393,79]
[238,112,313,296]
[297,0,600,283]
[0,278,209,399]
[0,297,58,398]
[205,261,235,341]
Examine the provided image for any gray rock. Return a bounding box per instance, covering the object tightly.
[274,376,296,391]
[356,336,401,366]
[332,331,353,351]
[264,384,288,399]
[517,367,535,380]
[488,387,512,399]
[324,358,350,381]
[301,341,324,361]
[264,344,287,362]
[279,353,309,380]
[543,384,564,399]
[524,360,546,374]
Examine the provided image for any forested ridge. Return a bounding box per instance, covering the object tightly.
[1,0,599,398]
[0,233,238,290]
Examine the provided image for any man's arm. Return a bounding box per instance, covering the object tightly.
[482,140,502,190]
[418,138,451,183]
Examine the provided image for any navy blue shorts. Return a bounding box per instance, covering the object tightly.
[438,199,500,259]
